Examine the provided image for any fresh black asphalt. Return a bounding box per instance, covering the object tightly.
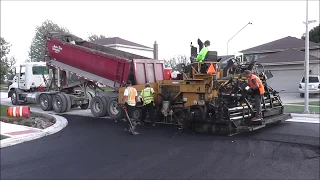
[1,114,319,180]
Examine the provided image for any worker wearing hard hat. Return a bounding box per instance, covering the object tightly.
[244,70,265,121]
[139,83,156,126]
[196,40,210,63]
[122,80,140,132]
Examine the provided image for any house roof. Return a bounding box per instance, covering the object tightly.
[240,36,319,54]
[92,37,152,49]
[256,48,320,64]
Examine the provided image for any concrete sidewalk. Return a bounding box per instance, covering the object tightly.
[1,122,42,138]
[1,112,68,149]
[287,113,320,124]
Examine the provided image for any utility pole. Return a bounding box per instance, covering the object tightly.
[303,0,317,113]
[227,22,252,55]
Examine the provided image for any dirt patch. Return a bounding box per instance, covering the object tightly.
[0,115,56,129]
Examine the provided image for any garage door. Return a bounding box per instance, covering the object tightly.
[266,69,304,93]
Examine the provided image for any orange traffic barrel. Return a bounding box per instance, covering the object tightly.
[7,106,31,118]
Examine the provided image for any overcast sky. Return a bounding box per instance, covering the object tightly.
[1,0,319,65]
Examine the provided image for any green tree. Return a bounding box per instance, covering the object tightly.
[1,37,11,59]
[301,24,320,43]
[0,37,16,83]
[164,55,190,70]
[29,19,70,62]
[87,34,107,42]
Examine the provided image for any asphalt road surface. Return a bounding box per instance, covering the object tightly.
[1,115,319,180]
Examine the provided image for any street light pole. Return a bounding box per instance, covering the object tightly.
[303,0,317,113]
[227,22,252,55]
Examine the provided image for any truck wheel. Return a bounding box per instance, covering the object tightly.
[62,93,72,112]
[52,93,67,113]
[101,96,110,116]
[107,97,123,120]
[11,90,19,105]
[39,93,53,111]
[90,96,108,117]
[300,93,304,98]
[87,91,94,109]
[80,92,93,110]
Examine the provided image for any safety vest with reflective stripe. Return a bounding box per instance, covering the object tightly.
[249,74,265,95]
[196,46,208,62]
[140,87,154,105]
[125,87,137,106]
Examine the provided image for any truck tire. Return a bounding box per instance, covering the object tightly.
[62,93,72,112]
[10,90,19,105]
[107,97,123,120]
[90,95,108,117]
[39,93,53,111]
[52,93,68,113]
[87,91,94,109]
[101,96,110,116]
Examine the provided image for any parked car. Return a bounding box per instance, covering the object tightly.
[298,75,320,98]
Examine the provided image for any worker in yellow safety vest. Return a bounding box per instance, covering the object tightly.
[196,40,210,63]
[123,80,140,130]
[139,83,156,126]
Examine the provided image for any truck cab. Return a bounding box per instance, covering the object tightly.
[8,62,50,105]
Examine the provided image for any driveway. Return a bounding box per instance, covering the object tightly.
[279,92,320,104]
[1,114,319,179]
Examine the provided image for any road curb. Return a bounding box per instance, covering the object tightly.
[0,113,68,149]
[291,113,320,118]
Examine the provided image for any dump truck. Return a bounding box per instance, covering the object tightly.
[112,39,293,136]
[7,32,164,117]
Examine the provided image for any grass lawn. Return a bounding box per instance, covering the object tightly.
[1,135,9,140]
[0,104,9,117]
[295,101,320,106]
[0,83,8,91]
[284,105,320,114]
[0,104,10,140]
